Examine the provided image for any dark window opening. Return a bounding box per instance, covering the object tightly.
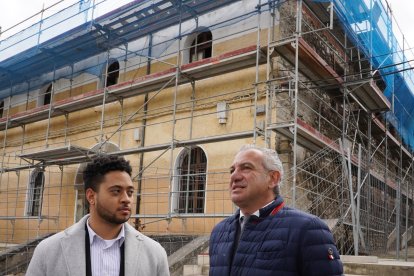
[44,84,52,105]
[106,61,120,87]
[189,31,212,63]
[178,147,207,213]
[0,101,4,118]
[29,170,45,216]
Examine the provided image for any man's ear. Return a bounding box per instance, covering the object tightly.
[268,171,281,190]
[85,188,96,206]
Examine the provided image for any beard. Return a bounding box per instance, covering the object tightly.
[95,200,130,225]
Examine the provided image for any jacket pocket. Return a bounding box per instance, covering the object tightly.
[256,240,286,260]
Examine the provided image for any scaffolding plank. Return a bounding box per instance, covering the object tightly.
[53,89,105,114]
[19,145,95,164]
[348,79,391,111]
[108,68,177,99]
[11,131,255,169]
[269,118,340,153]
[180,45,263,79]
[271,37,343,86]
[0,46,262,131]
[115,131,254,156]
[0,216,59,221]
[8,105,51,128]
[108,45,262,98]
[271,37,390,112]
[270,118,413,199]
[372,116,413,161]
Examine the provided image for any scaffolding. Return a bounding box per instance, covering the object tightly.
[0,0,414,274]
[268,0,414,259]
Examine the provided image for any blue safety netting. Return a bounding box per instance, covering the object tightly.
[1,0,413,151]
[314,0,414,150]
[0,0,241,99]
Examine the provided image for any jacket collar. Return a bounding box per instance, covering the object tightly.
[59,215,146,276]
[259,196,284,218]
[234,196,284,220]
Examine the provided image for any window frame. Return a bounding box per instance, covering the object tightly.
[189,31,212,63]
[25,168,45,217]
[174,146,207,214]
[106,60,120,87]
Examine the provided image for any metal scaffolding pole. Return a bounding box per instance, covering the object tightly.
[367,113,372,253]
[167,0,183,221]
[183,81,196,214]
[136,33,152,229]
[265,0,276,148]
[64,113,69,145]
[99,49,111,148]
[396,143,402,258]
[0,86,13,186]
[292,0,302,206]
[11,125,26,240]
[118,98,124,148]
[45,68,56,148]
[356,143,362,255]
[57,165,64,232]
[404,160,412,260]
[253,0,262,144]
[384,117,389,253]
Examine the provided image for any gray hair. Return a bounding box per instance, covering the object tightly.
[238,144,284,196]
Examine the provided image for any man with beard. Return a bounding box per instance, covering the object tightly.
[209,145,343,276]
[26,155,169,276]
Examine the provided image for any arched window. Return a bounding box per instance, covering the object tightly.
[189,31,212,63]
[106,61,120,87]
[38,83,53,106]
[26,169,45,216]
[176,146,207,213]
[44,84,52,105]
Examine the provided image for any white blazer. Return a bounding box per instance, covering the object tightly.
[26,215,170,276]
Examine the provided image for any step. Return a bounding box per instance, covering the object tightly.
[188,253,414,276]
[343,258,414,276]
[341,255,378,263]
[183,264,209,276]
[197,253,209,266]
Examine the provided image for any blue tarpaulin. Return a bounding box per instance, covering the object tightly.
[315,0,414,150]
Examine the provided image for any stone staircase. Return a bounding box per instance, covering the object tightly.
[341,255,414,276]
[182,253,209,276]
[182,252,414,276]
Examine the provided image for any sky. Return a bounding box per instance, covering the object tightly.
[0,0,78,37]
[0,0,413,58]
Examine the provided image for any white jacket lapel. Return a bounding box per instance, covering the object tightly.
[60,216,88,275]
[124,223,143,276]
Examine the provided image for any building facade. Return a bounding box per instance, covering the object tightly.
[0,0,413,271]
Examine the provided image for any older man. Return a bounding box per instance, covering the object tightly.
[209,145,343,276]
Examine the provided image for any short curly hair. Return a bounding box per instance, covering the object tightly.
[83,155,132,192]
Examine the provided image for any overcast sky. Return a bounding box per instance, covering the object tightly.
[0,0,413,58]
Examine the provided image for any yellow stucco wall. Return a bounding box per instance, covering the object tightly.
[0,28,273,243]
[53,82,98,102]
